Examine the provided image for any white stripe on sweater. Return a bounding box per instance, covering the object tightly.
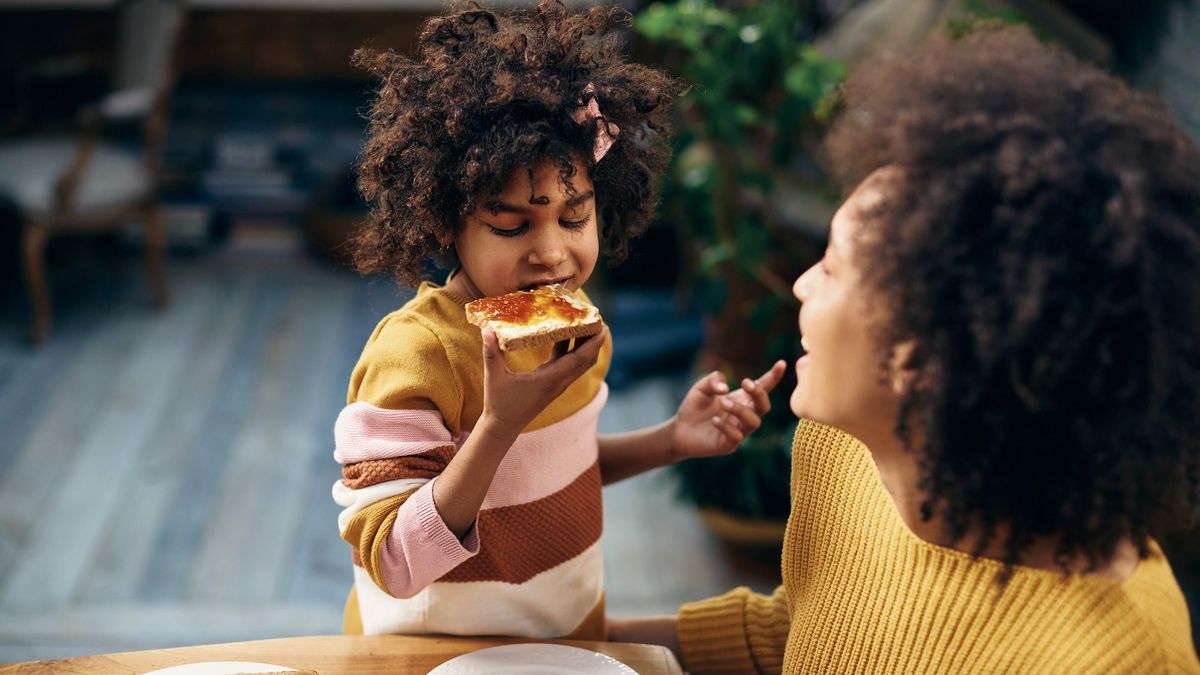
[334,477,429,534]
[353,539,604,637]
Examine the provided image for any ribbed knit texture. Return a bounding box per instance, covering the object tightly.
[678,421,1200,674]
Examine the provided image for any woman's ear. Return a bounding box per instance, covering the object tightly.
[888,339,918,396]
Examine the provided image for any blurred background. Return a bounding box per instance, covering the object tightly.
[0,0,1196,663]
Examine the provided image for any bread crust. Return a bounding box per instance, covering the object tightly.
[491,316,602,351]
[465,286,603,351]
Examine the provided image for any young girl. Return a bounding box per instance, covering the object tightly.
[332,0,786,639]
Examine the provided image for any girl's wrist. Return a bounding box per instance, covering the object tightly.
[475,412,524,449]
[661,416,682,464]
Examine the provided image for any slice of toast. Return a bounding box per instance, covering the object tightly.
[465,284,603,351]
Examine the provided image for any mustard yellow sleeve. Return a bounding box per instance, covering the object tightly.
[337,311,470,596]
[341,489,419,592]
[677,585,790,675]
[347,313,463,430]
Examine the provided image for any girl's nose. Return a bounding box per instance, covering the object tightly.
[528,230,568,269]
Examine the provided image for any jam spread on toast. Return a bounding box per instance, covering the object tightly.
[467,287,590,326]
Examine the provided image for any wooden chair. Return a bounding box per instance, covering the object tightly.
[0,0,187,343]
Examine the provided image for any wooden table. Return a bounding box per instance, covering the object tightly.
[0,634,684,674]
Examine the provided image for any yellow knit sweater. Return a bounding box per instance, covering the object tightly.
[677,421,1200,674]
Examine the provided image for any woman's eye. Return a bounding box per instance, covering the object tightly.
[561,216,591,230]
[488,223,527,237]
[818,256,832,276]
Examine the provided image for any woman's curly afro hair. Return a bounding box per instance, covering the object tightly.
[352,0,678,287]
[826,26,1200,573]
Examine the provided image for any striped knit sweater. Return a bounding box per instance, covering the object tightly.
[333,281,612,639]
[678,421,1200,674]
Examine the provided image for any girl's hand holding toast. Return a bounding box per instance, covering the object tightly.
[668,360,787,460]
[434,326,606,539]
[479,325,608,437]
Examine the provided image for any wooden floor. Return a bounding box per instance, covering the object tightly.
[0,247,776,663]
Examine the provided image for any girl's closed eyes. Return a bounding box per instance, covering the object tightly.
[487,222,526,237]
[561,215,591,230]
[485,215,592,238]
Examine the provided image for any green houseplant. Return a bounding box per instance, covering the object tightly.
[634,0,844,534]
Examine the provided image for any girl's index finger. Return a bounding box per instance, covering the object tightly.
[755,360,787,393]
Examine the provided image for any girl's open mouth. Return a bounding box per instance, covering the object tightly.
[522,277,572,292]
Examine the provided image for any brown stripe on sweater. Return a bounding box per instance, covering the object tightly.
[340,444,456,485]
[439,461,602,584]
[341,446,455,488]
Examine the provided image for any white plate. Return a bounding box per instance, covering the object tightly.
[427,644,639,675]
[141,662,297,674]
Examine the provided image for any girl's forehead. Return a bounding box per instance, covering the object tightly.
[488,159,592,206]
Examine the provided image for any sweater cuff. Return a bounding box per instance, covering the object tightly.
[414,478,480,561]
[677,587,758,674]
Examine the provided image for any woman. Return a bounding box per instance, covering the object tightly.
[609,26,1200,674]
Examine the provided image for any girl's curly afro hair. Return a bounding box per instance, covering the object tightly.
[352,0,679,287]
[826,25,1200,573]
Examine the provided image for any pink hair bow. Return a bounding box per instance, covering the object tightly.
[573,83,619,162]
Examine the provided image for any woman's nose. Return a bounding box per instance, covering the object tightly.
[794,266,815,302]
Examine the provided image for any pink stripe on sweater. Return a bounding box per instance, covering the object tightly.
[481,384,607,510]
[379,478,480,598]
[374,385,607,598]
[334,405,453,465]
